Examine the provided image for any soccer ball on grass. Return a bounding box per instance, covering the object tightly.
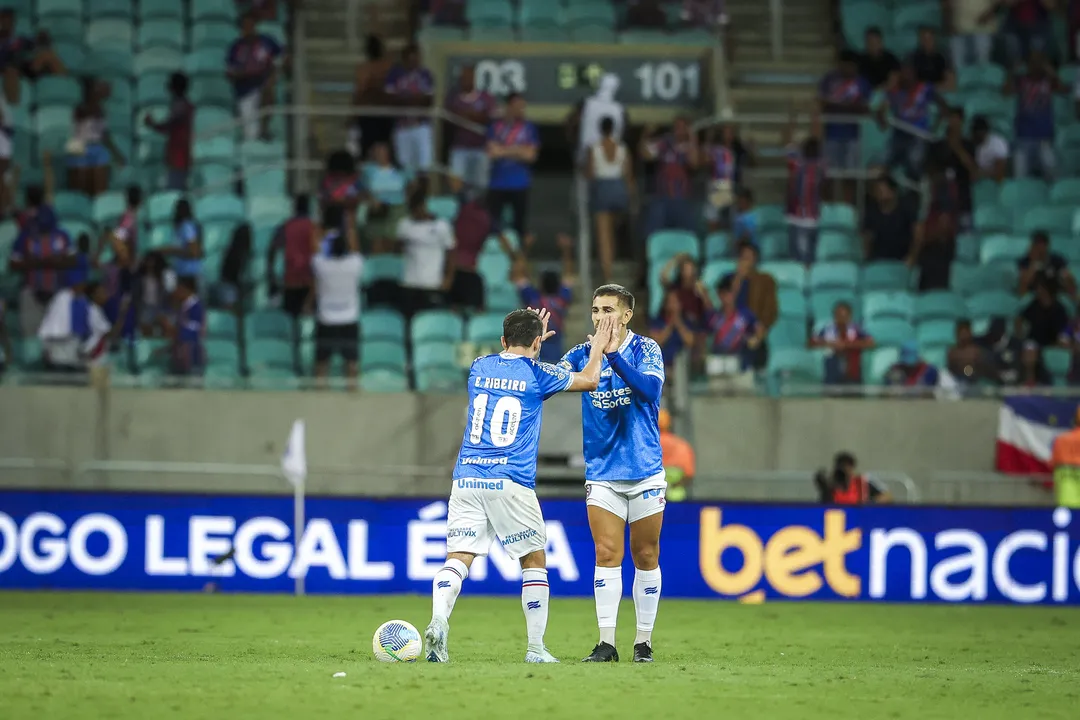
[372,620,423,663]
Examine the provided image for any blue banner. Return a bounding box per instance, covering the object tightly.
[1,491,1078,604]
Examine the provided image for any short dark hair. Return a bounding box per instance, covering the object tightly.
[1032,230,1050,245]
[540,270,561,296]
[877,174,898,191]
[834,300,852,313]
[506,92,524,105]
[949,105,965,120]
[717,278,733,294]
[126,185,142,207]
[322,203,345,231]
[839,49,860,65]
[169,72,189,97]
[294,194,311,216]
[737,241,759,260]
[736,187,754,203]
[177,275,198,293]
[600,116,615,135]
[971,115,990,132]
[956,318,972,332]
[503,309,544,348]
[865,26,883,37]
[834,451,856,468]
[25,184,44,208]
[592,283,635,311]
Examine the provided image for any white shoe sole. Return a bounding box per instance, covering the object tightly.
[524,652,560,663]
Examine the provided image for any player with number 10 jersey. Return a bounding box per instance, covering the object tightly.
[424,308,615,665]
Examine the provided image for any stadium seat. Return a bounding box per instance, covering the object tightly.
[957,63,1006,92]
[361,341,408,372]
[967,291,1021,318]
[248,196,291,227]
[810,289,858,323]
[809,262,859,291]
[979,234,1027,265]
[197,194,245,224]
[248,339,294,370]
[53,191,92,224]
[1020,205,1072,235]
[359,369,409,392]
[913,291,967,322]
[565,1,617,26]
[363,310,407,343]
[92,191,127,225]
[192,21,237,50]
[863,346,900,384]
[477,253,512,288]
[192,0,238,23]
[467,313,506,346]
[1000,178,1049,216]
[820,203,857,231]
[704,232,729,260]
[138,19,185,50]
[146,190,182,226]
[415,366,465,392]
[191,77,234,107]
[815,231,859,262]
[35,76,81,106]
[413,342,459,371]
[777,289,808,320]
[36,0,81,19]
[1050,179,1080,205]
[647,230,699,263]
[759,231,787,261]
[766,347,823,382]
[202,222,239,257]
[467,0,514,27]
[755,205,785,231]
[87,19,134,49]
[247,310,292,341]
[973,205,1011,235]
[863,291,914,322]
[759,261,806,291]
[971,179,999,209]
[865,318,915,347]
[412,311,464,345]
[916,319,957,347]
[861,261,910,292]
[362,255,404,286]
[487,284,521,313]
[135,48,183,75]
[1044,347,1072,381]
[701,260,737,293]
[769,319,808,349]
[205,311,239,343]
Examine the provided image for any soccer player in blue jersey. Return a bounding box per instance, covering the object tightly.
[425,308,616,664]
[558,284,666,663]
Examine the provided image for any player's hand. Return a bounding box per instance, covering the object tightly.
[528,306,556,343]
[587,315,611,349]
[603,315,621,353]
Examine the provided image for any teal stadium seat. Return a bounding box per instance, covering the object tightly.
[865,318,915,347]
[140,0,185,22]
[913,291,967,321]
[192,0,238,23]
[427,196,459,221]
[138,19,185,50]
[861,261,910,292]
[87,0,135,20]
[362,255,404,286]
[361,342,407,372]
[92,191,126,225]
[361,370,410,393]
[957,64,1006,92]
[486,284,520,313]
[769,319,808,349]
[191,77,234,107]
[1020,205,1072,235]
[87,19,134,49]
[519,1,561,27]
[973,205,1011,235]
[137,72,172,107]
[206,339,240,368]
[980,234,1028,265]
[820,204,857,231]
[809,261,858,291]
[414,342,459,371]
[467,313,506,346]
[841,4,890,48]
[477,253,512,289]
[416,367,464,392]
[892,2,943,32]
[816,231,859,262]
[248,196,291,227]
[35,0,80,19]
[767,348,823,383]
[202,222,238,257]
[565,1,617,27]
[1050,179,1080,205]
[777,289,808,320]
[467,0,514,28]
[1044,347,1072,381]
[704,232,730,260]
[916,319,957,347]
[53,191,92,223]
[756,205,785,231]
[364,310,407,343]
[967,291,1021,318]
[863,291,914,321]
[864,347,900,384]
[247,310,292,341]
[648,230,699,263]
[192,22,237,51]
[196,194,245,224]
[411,311,464,345]
[759,231,787,261]
[147,190,182,225]
[971,179,999,209]
[35,76,81,106]
[206,310,239,340]
[999,178,1049,215]
[135,48,183,75]
[760,261,806,291]
[810,290,858,323]
[247,339,294,370]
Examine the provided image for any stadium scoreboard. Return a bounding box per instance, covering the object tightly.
[427,41,718,123]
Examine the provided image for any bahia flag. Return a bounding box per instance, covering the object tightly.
[996,397,1080,474]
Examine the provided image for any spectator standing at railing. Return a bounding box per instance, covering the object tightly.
[719,242,777,366]
[782,105,824,265]
[809,300,875,385]
[910,152,958,289]
[144,73,194,191]
[659,253,707,328]
[1017,230,1075,297]
[943,0,999,68]
[384,44,435,174]
[8,211,75,337]
[649,287,697,369]
[910,26,956,90]
[587,116,634,284]
[509,232,576,364]
[349,35,394,161]
[885,341,941,393]
[818,50,873,192]
[445,64,496,190]
[162,276,206,378]
[159,198,203,287]
[862,175,918,261]
[487,93,539,239]
[226,12,284,142]
[949,318,1001,384]
[996,0,1057,69]
[640,117,699,239]
[929,107,977,229]
[311,205,363,390]
[1050,407,1080,507]
[268,195,315,323]
[971,115,1010,181]
[396,189,456,318]
[1017,340,1053,386]
[1022,277,1069,346]
[858,27,901,90]
[1004,50,1067,181]
[361,142,412,252]
[878,62,949,181]
[448,182,493,313]
[700,276,762,383]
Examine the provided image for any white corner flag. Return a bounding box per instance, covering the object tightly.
[282,419,307,488]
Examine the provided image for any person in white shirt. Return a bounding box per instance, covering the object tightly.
[570,74,626,224]
[311,204,364,390]
[396,190,456,317]
[586,116,634,284]
[971,114,1009,182]
[946,0,998,68]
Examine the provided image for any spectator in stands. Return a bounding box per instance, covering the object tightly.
[104,185,142,298]
[858,27,900,89]
[640,117,699,238]
[487,93,539,239]
[885,340,941,393]
[12,156,56,235]
[349,35,394,160]
[160,276,205,378]
[1061,315,1080,383]
[930,107,977,228]
[238,0,281,22]
[396,189,456,317]
[660,253,707,328]
[1071,0,1080,61]
[878,62,948,181]
[1005,49,1067,181]
[0,12,66,101]
[710,124,754,187]
[430,0,466,25]
[160,198,203,285]
[971,114,1010,181]
[8,212,74,337]
[818,50,873,178]
[38,280,124,372]
[227,11,284,142]
[1018,340,1053,386]
[312,205,363,390]
[658,408,694,501]
[68,78,126,197]
[268,195,315,322]
[945,0,998,68]
[135,251,176,338]
[703,126,753,232]
[144,73,194,191]
[627,0,668,29]
[447,183,491,313]
[814,452,892,504]
[321,150,363,218]
[384,44,435,173]
[982,316,1024,383]
[446,64,496,190]
[1023,276,1069,346]
[782,105,824,265]
[719,242,776,366]
[730,188,759,247]
[216,224,252,311]
[810,300,875,384]
[862,175,917,261]
[910,152,958,290]
[997,0,1056,68]
[949,318,1001,384]
[649,287,697,368]
[910,25,956,89]
[0,296,8,375]
[509,233,576,364]
[588,116,634,284]
[701,276,762,378]
[361,142,411,251]
[1018,230,1075,296]
[572,74,626,176]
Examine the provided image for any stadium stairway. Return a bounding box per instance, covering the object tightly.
[726,0,836,204]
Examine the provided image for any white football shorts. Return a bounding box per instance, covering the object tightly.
[585,470,668,524]
[445,478,547,560]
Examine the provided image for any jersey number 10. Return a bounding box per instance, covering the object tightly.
[469,393,523,447]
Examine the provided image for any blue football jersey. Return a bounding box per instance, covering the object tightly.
[559,331,665,482]
[453,352,574,489]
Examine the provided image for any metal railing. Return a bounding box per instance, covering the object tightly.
[693,469,921,503]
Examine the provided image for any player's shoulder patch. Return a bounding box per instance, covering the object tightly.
[558,341,590,370]
[533,359,567,379]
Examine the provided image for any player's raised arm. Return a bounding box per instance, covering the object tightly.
[564,316,615,392]
[604,332,664,403]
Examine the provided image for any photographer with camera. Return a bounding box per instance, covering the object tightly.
[814,452,892,505]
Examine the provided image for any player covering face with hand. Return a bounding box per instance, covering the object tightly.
[558,284,666,663]
[426,308,618,664]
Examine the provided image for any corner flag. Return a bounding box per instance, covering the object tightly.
[282,419,307,488]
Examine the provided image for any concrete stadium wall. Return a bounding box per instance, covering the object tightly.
[0,386,1001,497]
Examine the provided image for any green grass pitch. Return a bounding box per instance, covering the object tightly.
[0,592,1077,719]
